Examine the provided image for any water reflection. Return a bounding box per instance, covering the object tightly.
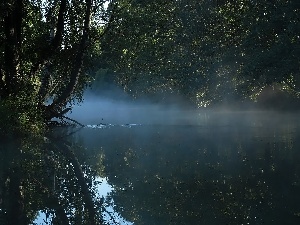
[96,177,133,225]
[1,112,300,224]
[77,112,300,225]
[34,177,132,225]
[0,131,130,225]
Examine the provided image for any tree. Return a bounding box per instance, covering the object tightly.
[214,0,300,99]
[100,0,180,97]
[0,0,127,133]
[99,0,300,107]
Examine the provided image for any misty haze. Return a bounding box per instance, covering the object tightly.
[1,1,299,225]
[64,84,300,225]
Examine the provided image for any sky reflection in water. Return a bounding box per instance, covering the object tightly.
[72,110,300,225]
[34,177,133,225]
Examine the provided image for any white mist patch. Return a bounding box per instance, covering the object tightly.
[68,90,299,128]
[68,94,199,126]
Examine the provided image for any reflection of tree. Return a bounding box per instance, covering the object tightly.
[99,124,300,224]
[0,133,105,225]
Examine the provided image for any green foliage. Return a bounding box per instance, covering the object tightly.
[101,0,181,95]
[0,0,113,133]
[1,0,298,126]
[0,93,45,137]
[216,0,300,97]
[99,0,300,106]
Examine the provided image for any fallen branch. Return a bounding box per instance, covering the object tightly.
[60,115,85,127]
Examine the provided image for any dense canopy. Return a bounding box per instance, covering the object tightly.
[0,0,299,134]
[0,1,299,224]
[101,0,300,106]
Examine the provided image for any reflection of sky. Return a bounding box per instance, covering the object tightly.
[33,177,134,225]
[97,177,134,225]
[33,212,53,225]
[102,200,134,225]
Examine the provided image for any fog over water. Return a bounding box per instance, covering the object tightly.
[68,87,299,128]
[69,90,197,126]
[63,87,300,225]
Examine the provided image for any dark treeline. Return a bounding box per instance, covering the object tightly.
[0,1,299,224]
[99,0,300,108]
[0,0,299,131]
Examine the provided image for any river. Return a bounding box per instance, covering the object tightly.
[74,111,300,225]
[1,106,300,224]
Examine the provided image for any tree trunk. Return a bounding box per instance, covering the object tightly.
[30,0,67,79]
[47,0,93,116]
[3,0,23,97]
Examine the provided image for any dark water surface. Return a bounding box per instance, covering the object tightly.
[1,112,300,224]
[76,112,300,225]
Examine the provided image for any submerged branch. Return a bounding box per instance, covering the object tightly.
[60,115,85,127]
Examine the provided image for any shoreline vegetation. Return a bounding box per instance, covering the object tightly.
[0,0,299,136]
